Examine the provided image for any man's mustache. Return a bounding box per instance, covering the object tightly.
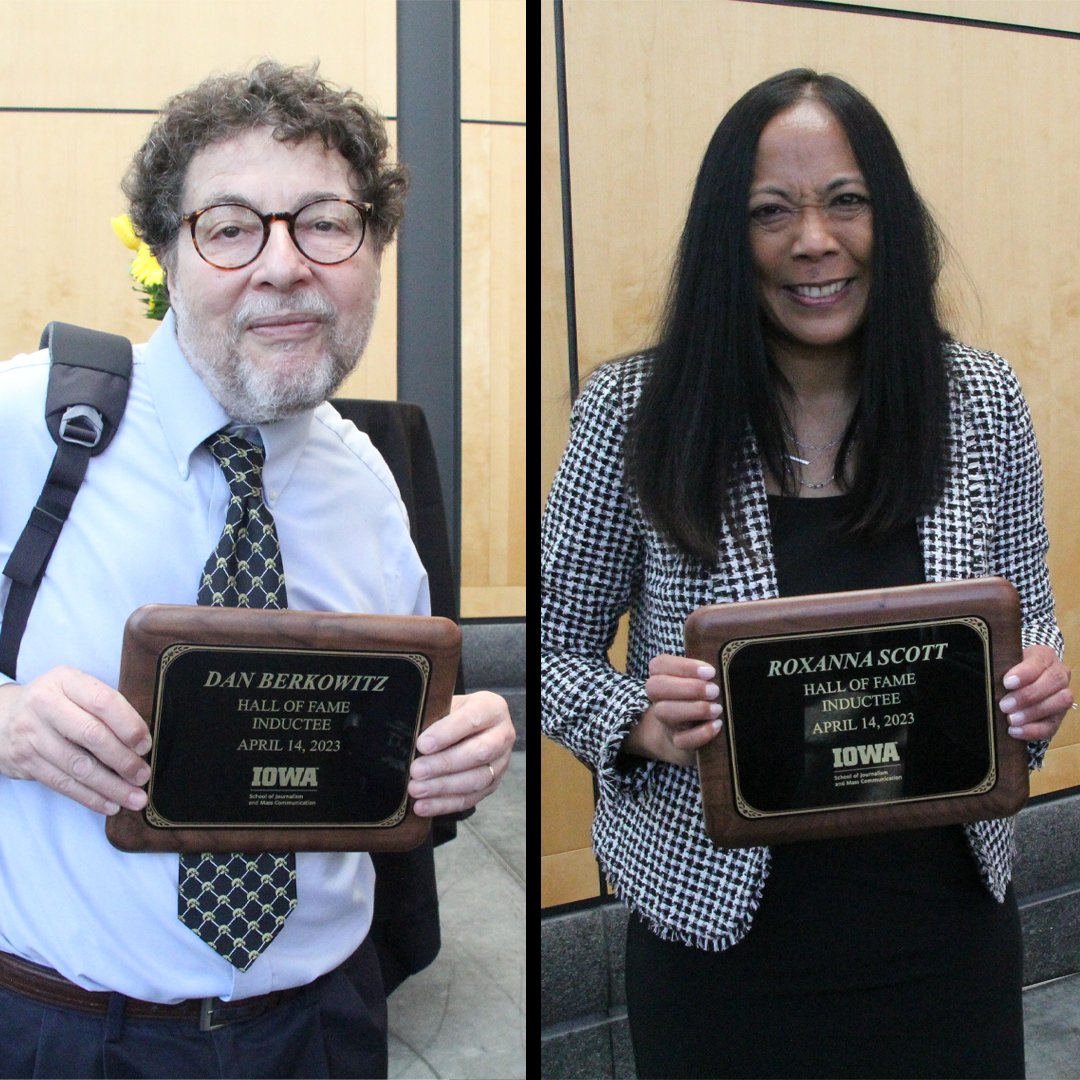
[232,292,336,331]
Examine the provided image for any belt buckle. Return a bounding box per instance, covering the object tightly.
[199,997,226,1032]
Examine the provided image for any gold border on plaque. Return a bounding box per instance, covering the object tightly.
[722,616,997,822]
[143,644,432,831]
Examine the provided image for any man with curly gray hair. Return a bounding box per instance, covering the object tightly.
[0,61,514,1078]
[125,60,410,425]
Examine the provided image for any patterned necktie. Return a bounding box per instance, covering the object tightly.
[177,431,297,971]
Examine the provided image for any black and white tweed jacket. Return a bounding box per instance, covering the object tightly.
[541,344,1063,950]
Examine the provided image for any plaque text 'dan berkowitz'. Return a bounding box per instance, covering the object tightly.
[146,646,430,828]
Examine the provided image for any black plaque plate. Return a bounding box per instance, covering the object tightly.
[105,604,460,853]
[685,578,1028,846]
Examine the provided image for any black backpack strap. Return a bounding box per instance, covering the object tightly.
[0,323,132,679]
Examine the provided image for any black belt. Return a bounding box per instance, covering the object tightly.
[0,950,308,1032]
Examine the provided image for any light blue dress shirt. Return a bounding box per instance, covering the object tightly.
[0,311,429,1002]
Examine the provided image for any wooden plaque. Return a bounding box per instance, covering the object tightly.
[684,577,1028,847]
[105,604,460,854]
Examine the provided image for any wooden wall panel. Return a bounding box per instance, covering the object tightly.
[0,0,397,114]
[460,0,527,619]
[543,0,1080,907]
[0,112,158,359]
[461,0,527,122]
[541,738,602,907]
[846,0,1080,32]
[542,0,601,905]
[461,124,527,618]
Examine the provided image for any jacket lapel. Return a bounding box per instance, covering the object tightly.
[709,429,780,603]
[918,371,983,583]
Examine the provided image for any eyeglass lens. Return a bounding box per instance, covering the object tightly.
[193,200,366,268]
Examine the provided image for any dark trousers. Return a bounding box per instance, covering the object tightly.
[0,938,387,1080]
[625,896,1025,1080]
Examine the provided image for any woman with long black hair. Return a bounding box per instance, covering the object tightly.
[541,69,1071,1078]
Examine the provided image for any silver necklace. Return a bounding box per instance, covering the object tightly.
[797,472,836,490]
[786,450,837,489]
[790,431,845,453]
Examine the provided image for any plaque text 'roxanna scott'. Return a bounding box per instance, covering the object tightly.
[146,646,430,828]
[722,619,994,819]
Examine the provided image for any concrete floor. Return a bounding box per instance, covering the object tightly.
[387,751,525,1080]
[1024,972,1080,1078]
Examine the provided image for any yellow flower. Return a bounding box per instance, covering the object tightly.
[111,213,140,252]
[112,211,169,320]
[130,243,165,288]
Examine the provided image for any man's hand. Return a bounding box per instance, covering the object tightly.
[408,690,515,816]
[0,667,152,815]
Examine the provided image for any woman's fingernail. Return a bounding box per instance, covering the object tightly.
[704,682,720,700]
[697,664,716,680]
[1003,675,1021,690]
[1009,711,1026,726]
[708,704,722,719]
[1000,696,1017,713]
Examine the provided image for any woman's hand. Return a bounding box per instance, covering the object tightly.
[1000,644,1073,743]
[621,654,724,767]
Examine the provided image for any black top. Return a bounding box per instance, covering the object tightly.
[747,496,990,990]
[768,493,923,596]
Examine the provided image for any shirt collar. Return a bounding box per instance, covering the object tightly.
[144,309,314,506]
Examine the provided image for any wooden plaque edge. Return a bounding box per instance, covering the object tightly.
[105,604,460,853]
[685,577,1028,847]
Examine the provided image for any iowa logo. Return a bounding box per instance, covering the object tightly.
[251,765,319,787]
[831,742,900,768]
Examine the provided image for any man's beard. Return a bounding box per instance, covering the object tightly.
[175,289,377,423]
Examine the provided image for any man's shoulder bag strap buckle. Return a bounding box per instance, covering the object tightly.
[0,323,133,679]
